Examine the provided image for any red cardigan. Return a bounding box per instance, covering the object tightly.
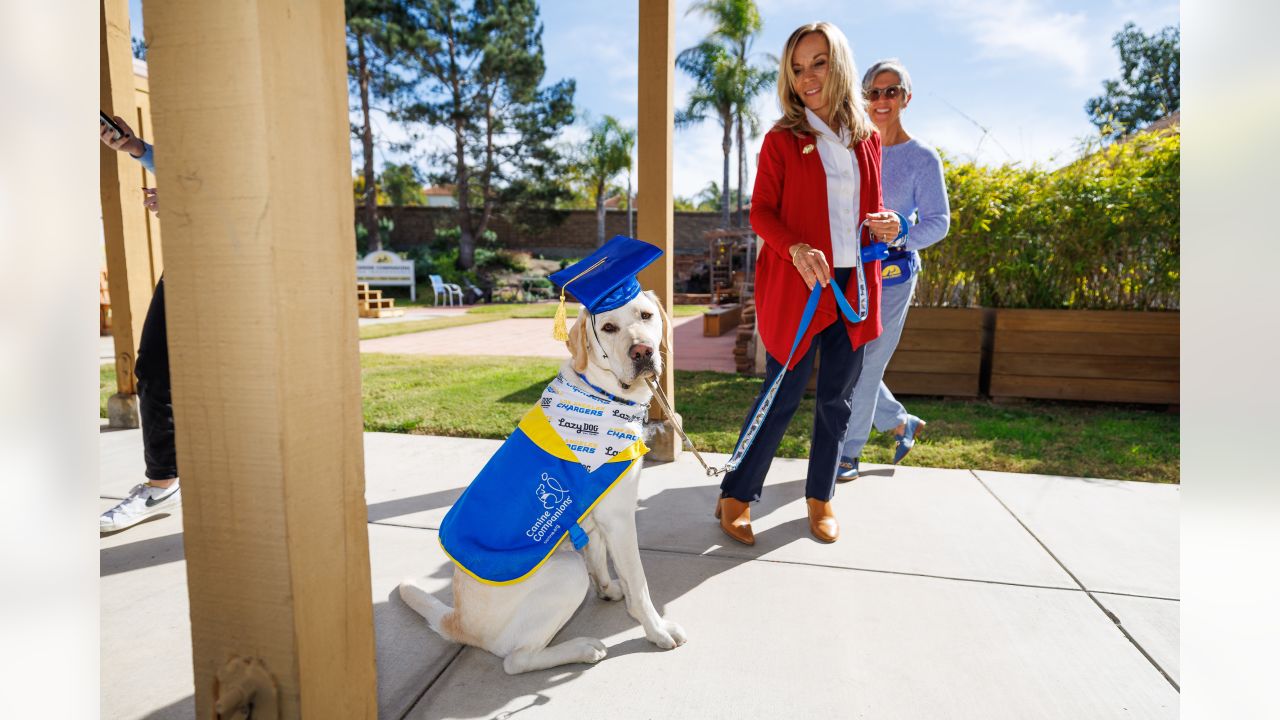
[750,126,886,369]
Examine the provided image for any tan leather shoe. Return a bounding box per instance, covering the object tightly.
[714,496,755,546]
[806,498,839,543]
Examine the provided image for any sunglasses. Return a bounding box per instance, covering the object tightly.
[865,85,907,102]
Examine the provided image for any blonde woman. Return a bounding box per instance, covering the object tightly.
[716,22,899,546]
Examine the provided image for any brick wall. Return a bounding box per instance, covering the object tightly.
[380,206,733,261]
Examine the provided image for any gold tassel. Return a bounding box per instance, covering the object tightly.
[550,256,605,342]
[552,290,569,341]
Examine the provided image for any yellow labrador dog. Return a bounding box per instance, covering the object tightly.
[399,290,687,674]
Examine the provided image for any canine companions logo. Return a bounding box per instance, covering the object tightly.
[526,473,574,544]
[882,264,902,280]
[536,473,567,509]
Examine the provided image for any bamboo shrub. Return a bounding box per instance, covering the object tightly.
[913,128,1179,311]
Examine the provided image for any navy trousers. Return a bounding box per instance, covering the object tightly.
[720,267,866,503]
[135,276,178,480]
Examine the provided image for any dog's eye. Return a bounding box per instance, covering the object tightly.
[601,323,619,333]
[640,311,653,320]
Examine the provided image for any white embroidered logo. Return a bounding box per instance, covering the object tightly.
[536,473,567,509]
[526,472,573,543]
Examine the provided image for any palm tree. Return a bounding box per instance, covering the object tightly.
[676,40,736,228]
[579,115,636,247]
[685,0,774,226]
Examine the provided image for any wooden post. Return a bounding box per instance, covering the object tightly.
[100,0,155,427]
[133,66,164,286]
[145,1,376,717]
[636,0,681,461]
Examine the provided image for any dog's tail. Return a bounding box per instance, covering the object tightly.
[398,577,460,643]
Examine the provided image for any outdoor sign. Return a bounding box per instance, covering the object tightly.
[356,250,416,300]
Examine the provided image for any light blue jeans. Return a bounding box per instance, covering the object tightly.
[840,270,918,459]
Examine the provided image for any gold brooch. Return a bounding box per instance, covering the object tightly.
[802,144,815,155]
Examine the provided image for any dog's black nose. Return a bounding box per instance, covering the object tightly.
[629,344,654,362]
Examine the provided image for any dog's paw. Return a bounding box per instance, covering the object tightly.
[663,619,688,646]
[576,637,608,664]
[645,619,688,650]
[594,580,624,602]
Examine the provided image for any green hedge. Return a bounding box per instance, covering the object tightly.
[916,128,1179,310]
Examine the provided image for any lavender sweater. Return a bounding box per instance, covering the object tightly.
[882,138,950,271]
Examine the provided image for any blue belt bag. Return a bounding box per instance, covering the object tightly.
[857,213,912,288]
[880,250,914,287]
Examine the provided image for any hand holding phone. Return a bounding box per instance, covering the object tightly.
[100,111,127,141]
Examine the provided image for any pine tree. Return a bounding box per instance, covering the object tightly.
[1085,22,1180,141]
[346,0,416,251]
[397,0,574,269]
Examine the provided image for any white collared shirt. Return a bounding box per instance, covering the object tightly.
[805,108,861,268]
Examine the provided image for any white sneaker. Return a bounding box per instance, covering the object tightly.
[100,481,181,533]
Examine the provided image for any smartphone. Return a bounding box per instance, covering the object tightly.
[99,111,126,141]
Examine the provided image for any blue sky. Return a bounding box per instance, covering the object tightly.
[129,0,1179,199]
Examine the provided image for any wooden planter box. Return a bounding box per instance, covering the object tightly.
[990,309,1179,404]
[703,304,742,337]
[884,307,985,397]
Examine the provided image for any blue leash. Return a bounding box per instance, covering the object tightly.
[642,213,908,478]
[718,213,907,476]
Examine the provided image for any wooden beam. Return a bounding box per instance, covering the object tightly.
[636,0,681,460]
[100,0,155,425]
[133,67,164,286]
[145,1,376,717]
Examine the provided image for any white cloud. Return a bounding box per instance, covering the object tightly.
[916,0,1097,87]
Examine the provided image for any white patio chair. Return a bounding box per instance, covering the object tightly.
[430,275,464,306]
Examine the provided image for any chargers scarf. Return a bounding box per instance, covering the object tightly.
[439,371,649,585]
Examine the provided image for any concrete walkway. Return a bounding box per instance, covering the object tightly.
[101,428,1179,719]
[361,313,738,372]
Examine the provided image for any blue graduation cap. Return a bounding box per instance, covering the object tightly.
[548,235,664,340]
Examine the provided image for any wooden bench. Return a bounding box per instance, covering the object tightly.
[703,304,742,337]
[356,250,416,301]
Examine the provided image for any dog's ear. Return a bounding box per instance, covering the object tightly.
[566,309,590,373]
[648,290,673,359]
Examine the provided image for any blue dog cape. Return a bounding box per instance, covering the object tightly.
[439,373,649,585]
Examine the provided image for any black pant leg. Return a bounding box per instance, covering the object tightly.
[135,277,178,480]
[718,337,818,503]
[806,321,865,501]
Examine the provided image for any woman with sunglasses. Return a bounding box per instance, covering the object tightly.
[836,59,951,480]
[715,22,900,545]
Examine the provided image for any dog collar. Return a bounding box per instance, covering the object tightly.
[574,371,636,406]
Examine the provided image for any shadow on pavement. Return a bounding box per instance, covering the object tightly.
[387,478,832,717]
[367,488,464,524]
[139,696,195,719]
[100,530,185,577]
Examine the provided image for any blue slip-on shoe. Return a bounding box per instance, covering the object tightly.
[893,416,927,465]
[836,456,860,482]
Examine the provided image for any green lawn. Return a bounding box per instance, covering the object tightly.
[103,357,1179,483]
